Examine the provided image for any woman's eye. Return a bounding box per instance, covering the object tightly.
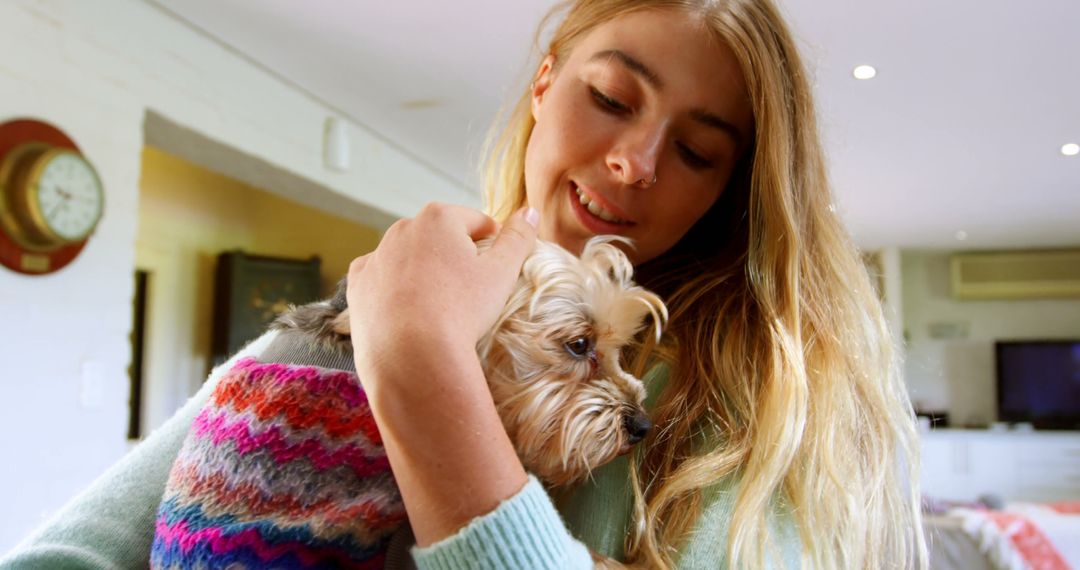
[677,142,714,170]
[564,337,591,358]
[589,87,630,114]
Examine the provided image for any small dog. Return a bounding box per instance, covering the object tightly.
[150,236,665,569]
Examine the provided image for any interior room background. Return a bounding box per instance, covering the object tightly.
[1,0,1077,554]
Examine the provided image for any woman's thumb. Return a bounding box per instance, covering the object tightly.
[487,207,540,270]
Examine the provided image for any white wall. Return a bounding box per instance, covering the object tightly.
[902,250,1080,427]
[0,0,478,552]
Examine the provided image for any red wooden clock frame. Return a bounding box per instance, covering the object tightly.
[0,119,89,275]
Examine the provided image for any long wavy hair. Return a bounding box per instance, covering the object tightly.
[482,1,927,568]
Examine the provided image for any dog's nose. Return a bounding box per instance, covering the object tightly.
[623,411,652,444]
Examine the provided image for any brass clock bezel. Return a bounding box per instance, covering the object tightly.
[0,142,49,251]
[0,143,104,251]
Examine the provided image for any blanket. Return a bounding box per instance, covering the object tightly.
[951,502,1080,570]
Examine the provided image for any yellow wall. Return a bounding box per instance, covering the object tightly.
[135,146,381,430]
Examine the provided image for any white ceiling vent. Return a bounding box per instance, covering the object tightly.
[950,250,1080,299]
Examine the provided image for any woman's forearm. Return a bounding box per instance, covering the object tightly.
[359,337,528,547]
[344,205,540,548]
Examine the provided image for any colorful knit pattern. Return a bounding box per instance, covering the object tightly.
[150,358,405,569]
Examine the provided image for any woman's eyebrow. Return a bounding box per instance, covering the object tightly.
[589,49,662,89]
[690,110,744,147]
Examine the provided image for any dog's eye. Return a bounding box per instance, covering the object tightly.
[564,337,591,358]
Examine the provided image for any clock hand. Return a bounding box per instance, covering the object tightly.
[46,200,65,220]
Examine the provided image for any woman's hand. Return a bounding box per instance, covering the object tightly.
[346,203,539,383]
[344,202,540,546]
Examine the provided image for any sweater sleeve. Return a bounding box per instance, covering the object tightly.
[0,331,279,570]
[411,476,594,570]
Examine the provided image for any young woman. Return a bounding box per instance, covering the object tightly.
[1,1,926,568]
[345,1,925,568]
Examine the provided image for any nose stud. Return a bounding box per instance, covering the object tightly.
[635,174,658,188]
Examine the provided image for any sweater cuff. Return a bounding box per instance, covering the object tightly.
[411,475,593,570]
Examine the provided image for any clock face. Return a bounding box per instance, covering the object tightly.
[33,151,104,242]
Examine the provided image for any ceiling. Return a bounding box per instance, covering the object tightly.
[149,0,1079,250]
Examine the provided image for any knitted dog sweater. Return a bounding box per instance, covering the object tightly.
[150,352,406,569]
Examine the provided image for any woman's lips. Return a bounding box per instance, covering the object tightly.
[568,182,635,234]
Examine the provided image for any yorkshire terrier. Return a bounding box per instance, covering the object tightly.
[149,236,665,569]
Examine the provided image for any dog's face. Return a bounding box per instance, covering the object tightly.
[279,236,666,487]
[477,237,666,486]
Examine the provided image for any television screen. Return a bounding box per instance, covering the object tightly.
[996,341,1080,430]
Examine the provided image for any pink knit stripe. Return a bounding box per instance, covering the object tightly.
[165,461,405,537]
[229,358,367,407]
[212,359,381,443]
[154,517,386,569]
[191,409,389,478]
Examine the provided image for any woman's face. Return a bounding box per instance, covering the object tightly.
[524,8,754,264]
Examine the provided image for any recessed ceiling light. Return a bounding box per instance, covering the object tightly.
[853,65,877,80]
[955,230,968,241]
[1062,143,1080,156]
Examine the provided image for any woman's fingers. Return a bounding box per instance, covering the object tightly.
[347,252,371,275]
[345,253,371,302]
[483,207,540,282]
[346,202,538,353]
[416,202,500,243]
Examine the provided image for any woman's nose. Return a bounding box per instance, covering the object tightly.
[605,123,664,188]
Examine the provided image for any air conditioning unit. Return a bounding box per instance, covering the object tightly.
[950,250,1080,299]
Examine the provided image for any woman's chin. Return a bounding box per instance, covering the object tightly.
[536,221,584,256]
[555,235,588,257]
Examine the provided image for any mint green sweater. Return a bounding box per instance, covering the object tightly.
[0,331,801,569]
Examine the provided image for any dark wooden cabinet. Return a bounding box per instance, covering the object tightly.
[211,251,321,367]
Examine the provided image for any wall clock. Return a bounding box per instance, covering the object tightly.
[0,119,105,275]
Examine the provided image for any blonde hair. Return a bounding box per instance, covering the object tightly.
[482,1,927,568]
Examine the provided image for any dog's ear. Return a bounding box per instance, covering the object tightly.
[330,310,351,335]
[270,275,352,339]
[329,276,348,311]
[577,238,668,343]
[579,236,636,285]
[328,276,351,335]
